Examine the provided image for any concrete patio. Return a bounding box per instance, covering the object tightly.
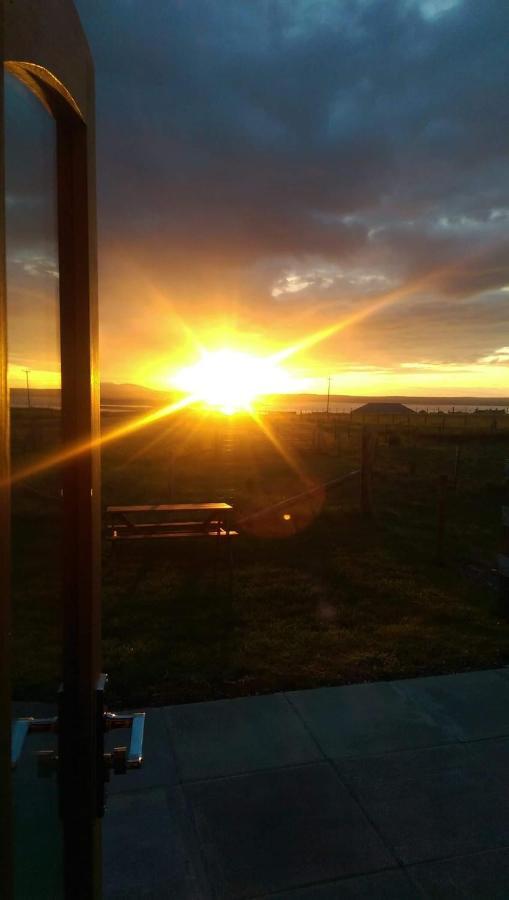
[103,668,509,898]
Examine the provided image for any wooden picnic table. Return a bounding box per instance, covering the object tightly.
[106,502,236,542]
[108,503,232,513]
[106,502,237,590]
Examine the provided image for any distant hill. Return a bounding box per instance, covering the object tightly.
[96,385,509,407]
[10,383,176,409]
[100,382,173,402]
[10,382,509,408]
[266,392,509,407]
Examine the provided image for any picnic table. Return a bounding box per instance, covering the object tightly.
[106,502,236,543]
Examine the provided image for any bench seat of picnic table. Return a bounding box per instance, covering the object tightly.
[108,528,238,541]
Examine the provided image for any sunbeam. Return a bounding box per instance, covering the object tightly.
[248,407,315,491]
[269,246,503,369]
[5,394,196,489]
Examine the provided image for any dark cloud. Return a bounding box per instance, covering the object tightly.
[71,0,509,377]
[75,1,509,251]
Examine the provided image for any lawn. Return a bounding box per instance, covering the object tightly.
[10,406,509,706]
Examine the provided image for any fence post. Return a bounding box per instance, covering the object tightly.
[501,506,509,553]
[408,435,417,476]
[498,461,509,606]
[361,427,374,519]
[499,555,509,607]
[453,443,462,493]
[436,473,448,565]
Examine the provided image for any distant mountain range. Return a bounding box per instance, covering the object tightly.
[100,384,509,406]
[100,382,173,401]
[10,382,509,407]
[282,393,509,406]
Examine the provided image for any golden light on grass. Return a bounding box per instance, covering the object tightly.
[172,348,291,414]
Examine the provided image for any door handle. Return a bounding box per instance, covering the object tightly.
[11,710,145,778]
[103,711,145,775]
[96,674,146,815]
[12,679,146,818]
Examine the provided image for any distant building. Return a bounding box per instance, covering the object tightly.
[352,402,416,419]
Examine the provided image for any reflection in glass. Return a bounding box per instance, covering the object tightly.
[5,72,63,898]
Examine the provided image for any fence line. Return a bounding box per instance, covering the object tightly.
[238,469,360,526]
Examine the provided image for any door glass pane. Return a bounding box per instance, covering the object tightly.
[5,72,63,899]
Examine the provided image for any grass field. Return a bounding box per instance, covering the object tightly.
[10,406,509,706]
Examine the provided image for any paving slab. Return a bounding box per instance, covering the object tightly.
[105,707,178,795]
[337,742,509,865]
[165,693,322,781]
[287,681,453,758]
[495,666,509,683]
[18,669,509,897]
[396,669,509,741]
[103,786,209,899]
[261,868,421,898]
[184,761,395,899]
[464,734,509,775]
[409,847,509,898]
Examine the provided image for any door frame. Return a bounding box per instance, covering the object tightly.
[0,2,101,897]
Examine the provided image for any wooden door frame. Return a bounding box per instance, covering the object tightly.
[0,2,100,897]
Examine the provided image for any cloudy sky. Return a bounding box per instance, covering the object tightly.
[7,0,509,395]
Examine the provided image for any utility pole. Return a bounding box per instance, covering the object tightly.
[326,375,331,415]
[24,368,31,409]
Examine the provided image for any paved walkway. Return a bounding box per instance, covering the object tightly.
[104,668,509,898]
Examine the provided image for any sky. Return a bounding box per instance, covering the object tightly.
[6,0,509,396]
[5,74,60,391]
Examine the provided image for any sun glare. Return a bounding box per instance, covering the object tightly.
[173,348,290,414]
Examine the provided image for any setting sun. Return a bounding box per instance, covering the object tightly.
[172,348,291,414]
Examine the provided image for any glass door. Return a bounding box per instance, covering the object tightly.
[2,6,144,897]
[2,27,105,900]
[5,70,63,899]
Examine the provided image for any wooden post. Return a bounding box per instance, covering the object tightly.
[499,553,509,608]
[502,507,509,555]
[361,427,373,519]
[408,435,417,476]
[453,443,462,493]
[497,456,509,606]
[436,473,448,565]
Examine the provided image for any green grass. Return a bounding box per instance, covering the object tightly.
[10,408,509,706]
